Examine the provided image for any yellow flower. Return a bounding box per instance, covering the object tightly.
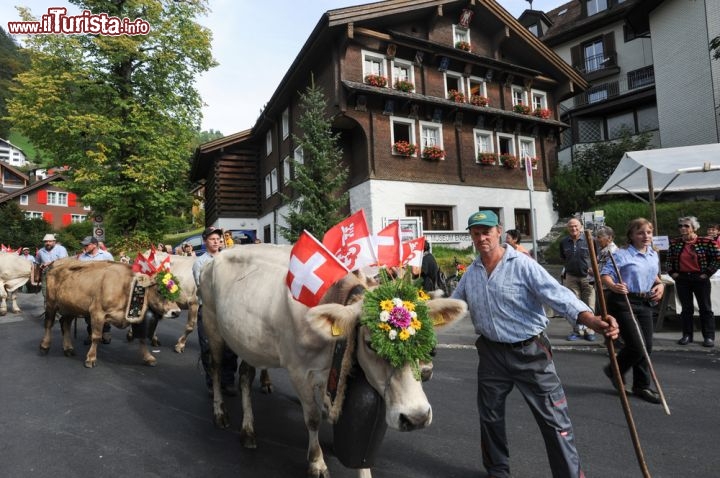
[403,300,415,311]
[170,285,179,293]
[417,290,430,301]
[411,318,422,330]
[399,329,410,341]
[378,322,391,331]
[380,299,394,312]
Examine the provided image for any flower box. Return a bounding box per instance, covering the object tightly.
[513,104,531,115]
[455,41,471,52]
[533,108,552,119]
[447,89,465,103]
[470,95,489,107]
[394,80,415,92]
[422,145,445,161]
[500,154,520,169]
[393,140,417,156]
[522,157,539,169]
[477,152,498,165]
[364,74,387,88]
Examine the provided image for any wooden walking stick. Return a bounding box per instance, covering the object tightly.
[607,252,671,416]
[586,231,652,478]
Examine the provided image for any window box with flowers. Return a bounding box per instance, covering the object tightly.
[470,95,489,107]
[533,108,552,119]
[447,89,465,103]
[422,145,445,161]
[393,140,417,157]
[394,79,415,93]
[513,104,531,115]
[455,41,471,52]
[522,157,539,169]
[477,152,498,165]
[500,154,520,169]
[364,74,387,88]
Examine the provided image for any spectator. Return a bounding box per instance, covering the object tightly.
[666,216,719,348]
[451,210,618,478]
[36,233,68,297]
[77,236,114,345]
[193,227,238,396]
[505,229,531,256]
[179,242,195,257]
[601,218,664,404]
[420,241,440,292]
[706,223,720,248]
[559,218,597,341]
[223,231,235,248]
[21,247,36,264]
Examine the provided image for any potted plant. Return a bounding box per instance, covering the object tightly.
[364,74,387,87]
[500,154,520,169]
[447,89,465,103]
[513,104,531,115]
[422,145,445,160]
[393,140,417,156]
[522,157,539,169]
[477,152,498,165]
[533,108,552,119]
[470,94,489,107]
[455,41,471,52]
[394,79,415,92]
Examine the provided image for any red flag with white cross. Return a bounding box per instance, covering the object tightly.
[287,230,349,307]
[132,252,157,275]
[322,209,377,271]
[373,220,402,268]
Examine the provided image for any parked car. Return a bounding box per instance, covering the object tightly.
[174,229,256,256]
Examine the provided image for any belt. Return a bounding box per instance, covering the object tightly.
[480,333,542,348]
[627,292,652,300]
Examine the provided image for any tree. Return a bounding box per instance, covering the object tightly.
[6,1,216,237]
[0,202,50,250]
[280,80,348,243]
[0,26,29,139]
[550,130,652,217]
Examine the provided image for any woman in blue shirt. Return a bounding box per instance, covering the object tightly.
[601,218,665,404]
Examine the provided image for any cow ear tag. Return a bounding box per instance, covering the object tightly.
[331,322,341,336]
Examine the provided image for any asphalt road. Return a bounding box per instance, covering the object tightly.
[1,290,718,478]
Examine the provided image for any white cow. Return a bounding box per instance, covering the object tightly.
[0,252,32,315]
[199,244,467,478]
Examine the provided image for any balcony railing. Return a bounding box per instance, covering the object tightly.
[569,65,655,108]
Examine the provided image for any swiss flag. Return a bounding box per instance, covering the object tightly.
[287,230,349,307]
[322,209,377,271]
[156,255,171,272]
[132,252,157,275]
[373,221,401,268]
[401,236,426,269]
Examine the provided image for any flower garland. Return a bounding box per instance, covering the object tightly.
[360,277,437,379]
[156,270,182,302]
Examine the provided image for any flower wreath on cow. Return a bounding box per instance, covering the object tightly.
[127,252,182,321]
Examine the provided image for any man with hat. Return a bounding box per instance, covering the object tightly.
[36,233,69,296]
[76,236,114,344]
[451,210,619,478]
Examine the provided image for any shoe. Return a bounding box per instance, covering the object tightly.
[566,333,582,341]
[584,333,597,342]
[677,336,693,345]
[633,388,661,404]
[703,338,715,348]
[603,365,627,393]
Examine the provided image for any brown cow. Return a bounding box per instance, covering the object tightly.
[39,259,181,368]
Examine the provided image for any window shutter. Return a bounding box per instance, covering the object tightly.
[37,190,48,204]
[68,193,77,207]
[570,45,582,70]
[43,212,53,224]
[62,214,72,226]
[603,32,616,68]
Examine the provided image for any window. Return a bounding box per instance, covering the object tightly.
[362,50,387,77]
[518,136,537,169]
[270,169,278,194]
[19,194,28,205]
[282,108,289,140]
[467,76,487,100]
[390,116,416,154]
[528,24,539,37]
[637,105,659,132]
[444,71,465,99]
[25,211,43,220]
[514,209,532,238]
[47,191,68,206]
[511,86,527,106]
[391,59,414,85]
[607,112,635,140]
[263,225,271,244]
[452,25,470,45]
[266,130,272,156]
[474,128,494,163]
[294,146,304,166]
[496,133,516,156]
[627,65,654,89]
[282,156,292,184]
[587,0,608,16]
[406,205,453,231]
[587,85,608,103]
[530,90,547,110]
[264,173,272,198]
[419,121,443,149]
[583,40,604,72]
[577,119,604,143]
[71,214,86,223]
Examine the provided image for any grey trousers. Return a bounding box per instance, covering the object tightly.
[475,334,584,478]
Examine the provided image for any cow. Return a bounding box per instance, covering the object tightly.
[199,244,467,478]
[0,252,33,316]
[39,259,181,368]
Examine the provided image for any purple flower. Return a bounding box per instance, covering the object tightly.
[388,306,412,329]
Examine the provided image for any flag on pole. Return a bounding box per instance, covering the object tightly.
[287,230,350,307]
[322,209,377,271]
[132,252,157,275]
[373,220,402,268]
[401,236,426,268]
[525,156,534,191]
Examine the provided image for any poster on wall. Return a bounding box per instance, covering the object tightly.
[382,217,423,242]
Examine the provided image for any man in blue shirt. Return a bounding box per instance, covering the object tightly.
[36,233,68,297]
[452,211,619,478]
[77,236,115,344]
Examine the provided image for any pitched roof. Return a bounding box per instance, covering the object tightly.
[0,174,68,205]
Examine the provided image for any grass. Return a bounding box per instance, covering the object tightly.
[432,245,476,276]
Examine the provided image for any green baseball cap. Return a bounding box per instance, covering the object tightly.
[466,210,499,229]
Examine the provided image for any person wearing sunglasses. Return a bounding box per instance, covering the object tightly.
[666,216,720,347]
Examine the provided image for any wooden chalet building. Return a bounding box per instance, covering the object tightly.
[192,0,588,245]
